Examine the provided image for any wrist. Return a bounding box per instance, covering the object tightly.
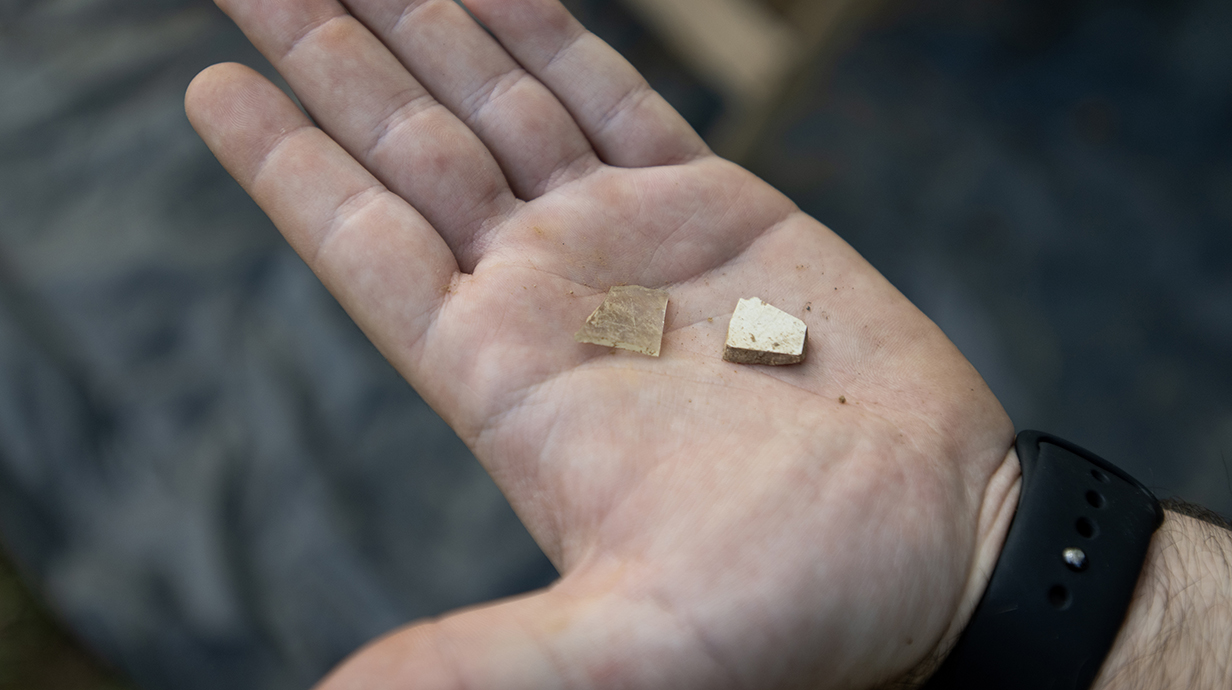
[894,446,1023,687]
[1091,507,1232,689]
[941,447,1024,652]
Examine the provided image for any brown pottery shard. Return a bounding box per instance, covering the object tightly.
[574,285,670,356]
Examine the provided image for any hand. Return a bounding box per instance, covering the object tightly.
[185,0,1019,687]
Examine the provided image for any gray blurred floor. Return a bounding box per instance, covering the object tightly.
[0,2,555,689]
[1,0,1230,688]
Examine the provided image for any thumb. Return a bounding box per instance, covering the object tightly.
[313,579,730,689]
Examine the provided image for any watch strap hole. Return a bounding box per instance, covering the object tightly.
[1086,490,1106,508]
[1075,516,1098,539]
[1047,584,1072,609]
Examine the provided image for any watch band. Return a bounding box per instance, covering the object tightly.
[922,430,1163,690]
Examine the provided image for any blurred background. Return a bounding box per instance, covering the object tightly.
[0,0,1229,687]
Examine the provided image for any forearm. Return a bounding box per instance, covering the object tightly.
[1092,504,1232,689]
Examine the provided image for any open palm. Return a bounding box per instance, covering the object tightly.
[187,0,1019,687]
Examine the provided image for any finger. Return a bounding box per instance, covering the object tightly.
[463,0,710,168]
[186,63,456,376]
[315,584,730,690]
[216,0,518,269]
[342,0,601,199]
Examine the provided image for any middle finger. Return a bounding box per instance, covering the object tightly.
[342,0,602,199]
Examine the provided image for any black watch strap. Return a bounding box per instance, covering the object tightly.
[922,430,1163,690]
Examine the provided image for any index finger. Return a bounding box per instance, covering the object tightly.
[186,63,458,375]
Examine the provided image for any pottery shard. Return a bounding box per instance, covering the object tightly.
[574,285,670,356]
[723,297,807,365]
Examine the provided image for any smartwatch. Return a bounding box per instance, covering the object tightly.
[922,430,1163,690]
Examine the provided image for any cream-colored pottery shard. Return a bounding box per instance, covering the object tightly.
[574,285,670,356]
[723,297,807,365]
